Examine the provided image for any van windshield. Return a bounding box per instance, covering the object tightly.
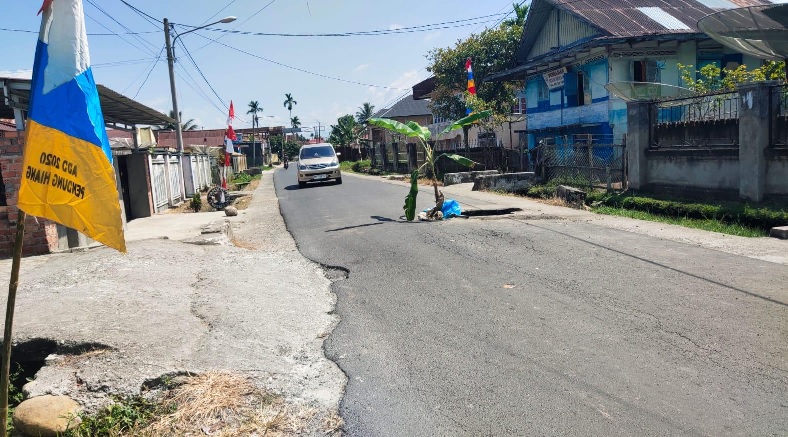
[300,146,335,159]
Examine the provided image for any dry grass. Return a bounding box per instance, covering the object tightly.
[130,372,339,437]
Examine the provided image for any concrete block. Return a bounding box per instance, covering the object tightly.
[556,185,586,207]
[472,172,537,193]
[443,170,499,186]
[770,226,788,239]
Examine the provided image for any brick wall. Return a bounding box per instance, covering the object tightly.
[0,131,59,258]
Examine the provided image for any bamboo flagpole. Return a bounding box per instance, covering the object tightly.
[0,211,27,437]
[0,1,128,433]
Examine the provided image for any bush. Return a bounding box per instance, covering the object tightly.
[526,185,556,199]
[352,160,371,172]
[189,193,202,213]
[231,172,253,184]
[591,193,788,230]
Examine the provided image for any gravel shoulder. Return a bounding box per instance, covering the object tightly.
[0,172,345,420]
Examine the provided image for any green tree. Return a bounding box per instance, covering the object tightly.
[678,61,786,94]
[355,102,375,125]
[291,116,301,129]
[161,110,199,131]
[426,3,526,148]
[328,114,362,147]
[283,93,297,121]
[247,101,263,166]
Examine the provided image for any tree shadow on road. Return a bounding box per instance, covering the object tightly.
[325,215,415,232]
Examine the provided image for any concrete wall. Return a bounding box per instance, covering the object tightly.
[766,156,788,196]
[646,153,739,191]
[627,82,787,202]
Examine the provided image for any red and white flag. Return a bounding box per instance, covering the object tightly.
[222,101,236,189]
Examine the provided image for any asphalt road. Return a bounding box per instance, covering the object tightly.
[275,168,788,437]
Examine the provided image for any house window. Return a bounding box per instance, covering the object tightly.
[577,72,587,106]
[537,78,549,102]
[511,97,527,114]
[632,60,661,83]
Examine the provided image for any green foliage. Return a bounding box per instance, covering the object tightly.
[426,4,526,122]
[368,118,428,141]
[356,102,375,125]
[6,364,24,434]
[526,185,557,199]
[291,116,301,129]
[404,170,419,221]
[594,206,767,237]
[328,114,363,147]
[270,135,300,158]
[591,193,788,231]
[189,193,202,213]
[678,61,786,94]
[352,160,371,172]
[65,397,160,437]
[231,172,254,185]
[440,109,494,135]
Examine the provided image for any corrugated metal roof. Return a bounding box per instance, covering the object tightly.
[373,94,432,119]
[637,7,693,30]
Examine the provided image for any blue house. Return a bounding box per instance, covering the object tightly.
[487,0,770,149]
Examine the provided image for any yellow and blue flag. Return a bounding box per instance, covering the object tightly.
[18,0,125,252]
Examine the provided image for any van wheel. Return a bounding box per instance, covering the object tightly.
[336,177,342,185]
[298,181,306,188]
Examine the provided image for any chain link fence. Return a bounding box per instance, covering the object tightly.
[536,141,626,190]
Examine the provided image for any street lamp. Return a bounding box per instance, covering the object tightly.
[163,16,236,201]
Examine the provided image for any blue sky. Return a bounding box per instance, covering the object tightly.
[1,0,517,134]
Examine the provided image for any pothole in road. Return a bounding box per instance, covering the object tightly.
[9,339,114,400]
[463,208,523,217]
[320,264,349,281]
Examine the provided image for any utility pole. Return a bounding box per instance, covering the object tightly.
[163,18,186,201]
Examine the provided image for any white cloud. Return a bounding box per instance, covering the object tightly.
[424,31,442,42]
[388,24,403,30]
[0,70,33,79]
[353,63,371,72]
[366,69,426,109]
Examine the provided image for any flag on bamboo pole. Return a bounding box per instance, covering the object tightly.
[465,57,476,115]
[222,102,237,189]
[17,0,125,252]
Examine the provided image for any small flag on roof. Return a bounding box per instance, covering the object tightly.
[18,0,125,252]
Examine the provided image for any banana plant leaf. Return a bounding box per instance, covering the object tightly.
[403,170,419,221]
[368,118,426,140]
[440,110,494,135]
[440,153,478,168]
[406,121,431,141]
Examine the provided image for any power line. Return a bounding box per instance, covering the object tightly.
[191,32,409,90]
[193,0,277,52]
[93,57,161,68]
[84,0,160,54]
[176,39,229,111]
[185,13,504,38]
[199,0,240,25]
[84,11,157,56]
[117,0,161,28]
[132,47,166,98]
[0,27,157,36]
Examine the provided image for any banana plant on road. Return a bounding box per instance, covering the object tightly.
[368,110,492,221]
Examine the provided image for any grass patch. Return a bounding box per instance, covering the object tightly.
[65,372,342,437]
[594,206,768,237]
[339,160,372,173]
[590,193,788,232]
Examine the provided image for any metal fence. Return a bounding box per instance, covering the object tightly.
[538,142,626,189]
[771,84,788,147]
[652,90,739,148]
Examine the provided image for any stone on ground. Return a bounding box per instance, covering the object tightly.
[770,226,788,239]
[13,395,81,437]
[224,206,239,216]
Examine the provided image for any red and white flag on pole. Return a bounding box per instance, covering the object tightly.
[222,101,237,189]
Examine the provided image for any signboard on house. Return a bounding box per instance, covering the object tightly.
[543,67,567,90]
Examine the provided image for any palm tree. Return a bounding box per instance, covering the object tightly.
[283,93,297,121]
[355,102,375,158]
[503,3,528,27]
[247,101,263,166]
[328,114,362,148]
[291,116,301,129]
[355,102,375,125]
[161,110,199,131]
